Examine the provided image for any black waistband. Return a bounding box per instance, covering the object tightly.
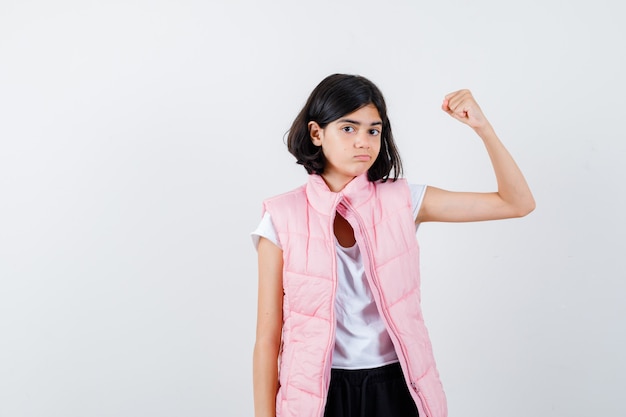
[330,362,403,385]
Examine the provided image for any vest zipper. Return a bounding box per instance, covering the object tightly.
[319,199,341,417]
[339,200,430,417]
[413,382,435,417]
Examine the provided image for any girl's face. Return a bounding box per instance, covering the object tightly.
[309,104,382,192]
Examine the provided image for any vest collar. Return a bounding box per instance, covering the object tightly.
[305,173,375,214]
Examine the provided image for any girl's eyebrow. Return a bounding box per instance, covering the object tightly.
[337,118,383,126]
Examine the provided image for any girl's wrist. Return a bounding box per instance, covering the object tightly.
[472,122,496,141]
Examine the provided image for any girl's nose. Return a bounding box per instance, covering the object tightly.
[355,132,370,148]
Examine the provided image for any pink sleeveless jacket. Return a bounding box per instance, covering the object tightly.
[262,173,447,417]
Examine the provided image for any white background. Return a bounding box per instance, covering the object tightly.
[1,1,624,416]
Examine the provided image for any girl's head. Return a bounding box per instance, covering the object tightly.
[287,74,403,182]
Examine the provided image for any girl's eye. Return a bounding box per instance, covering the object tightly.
[369,129,380,136]
[342,126,355,133]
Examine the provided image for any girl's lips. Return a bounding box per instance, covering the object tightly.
[354,155,371,161]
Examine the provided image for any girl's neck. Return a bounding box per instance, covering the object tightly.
[320,173,356,193]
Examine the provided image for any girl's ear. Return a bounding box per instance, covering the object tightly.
[308,121,323,146]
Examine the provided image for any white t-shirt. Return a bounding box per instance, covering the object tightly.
[252,183,427,369]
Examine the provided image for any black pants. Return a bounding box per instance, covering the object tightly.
[323,362,419,417]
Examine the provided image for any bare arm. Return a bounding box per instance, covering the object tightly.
[417,90,535,223]
[253,237,284,417]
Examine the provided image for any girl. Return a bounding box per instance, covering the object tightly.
[252,74,535,417]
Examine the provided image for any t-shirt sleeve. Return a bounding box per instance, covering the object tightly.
[251,212,282,250]
[409,183,427,228]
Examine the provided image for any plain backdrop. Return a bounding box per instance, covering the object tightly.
[1,1,624,416]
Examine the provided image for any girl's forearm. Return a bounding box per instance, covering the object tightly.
[253,341,279,417]
[474,123,536,216]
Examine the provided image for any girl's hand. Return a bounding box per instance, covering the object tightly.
[442,89,489,130]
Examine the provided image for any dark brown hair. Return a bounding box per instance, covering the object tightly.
[287,74,403,182]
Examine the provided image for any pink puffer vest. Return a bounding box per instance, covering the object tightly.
[262,173,447,417]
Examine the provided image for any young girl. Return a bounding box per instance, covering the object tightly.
[252,74,535,417]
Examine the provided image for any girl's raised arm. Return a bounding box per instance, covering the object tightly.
[417,90,535,223]
[253,237,283,417]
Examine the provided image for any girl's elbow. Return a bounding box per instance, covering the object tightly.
[254,330,282,352]
[515,198,536,217]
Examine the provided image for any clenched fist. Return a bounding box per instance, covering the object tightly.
[442,89,490,130]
